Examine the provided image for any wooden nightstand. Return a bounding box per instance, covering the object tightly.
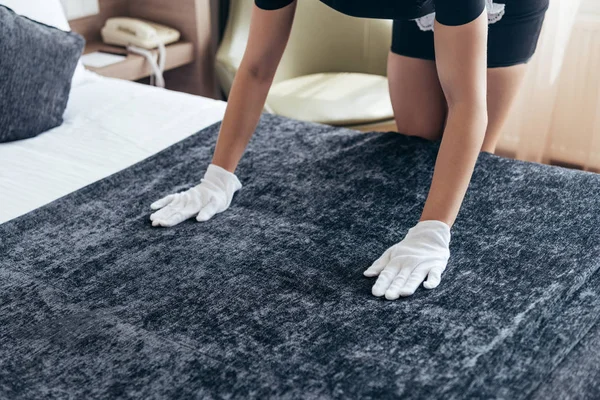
[70,0,220,99]
[82,41,195,82]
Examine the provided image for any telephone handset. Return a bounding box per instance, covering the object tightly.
[101,17,180,49]
[101,17,181,88]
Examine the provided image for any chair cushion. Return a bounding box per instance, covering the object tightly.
[267,73,394,126]
[0,5,84,143]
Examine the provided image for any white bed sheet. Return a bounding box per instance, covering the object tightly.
[0,72,226,224]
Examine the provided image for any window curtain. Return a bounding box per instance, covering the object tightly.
[497,0,583,163]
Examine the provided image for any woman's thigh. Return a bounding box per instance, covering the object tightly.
[388,0,548,147]
[387,52,447,141]
[481,64,528,153]
[388,52,529,151]
[481,0,548,152]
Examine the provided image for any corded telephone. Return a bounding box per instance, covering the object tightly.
[101,17,181,88]
[101,17,180,49]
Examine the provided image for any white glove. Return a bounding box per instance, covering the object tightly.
[364,220,451,300]
[150,164,242,227]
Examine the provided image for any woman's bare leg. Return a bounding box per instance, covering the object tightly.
[388,53,529,154]
[481,64,528,153]
[387,52,447,141]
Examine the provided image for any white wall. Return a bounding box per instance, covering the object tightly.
[581,0,600,15]
[59,0,99,20]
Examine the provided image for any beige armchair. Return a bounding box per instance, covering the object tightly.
[215,0,396,131]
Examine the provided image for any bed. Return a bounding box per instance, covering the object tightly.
[0,71,226,225]
[1,68,600,399]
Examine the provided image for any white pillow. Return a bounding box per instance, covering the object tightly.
[0,0,87,87]
[0,0,70,30]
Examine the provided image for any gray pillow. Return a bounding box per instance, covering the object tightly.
[0,5,85,143]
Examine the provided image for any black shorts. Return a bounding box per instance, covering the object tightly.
[391,0,550,68]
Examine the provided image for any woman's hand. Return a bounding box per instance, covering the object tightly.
[150,164,242,227]
[364,220,451,299]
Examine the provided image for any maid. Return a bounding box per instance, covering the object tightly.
[150,0,549,299]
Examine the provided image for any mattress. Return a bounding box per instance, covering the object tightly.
[0,72,226,224]
[2,114,600,399]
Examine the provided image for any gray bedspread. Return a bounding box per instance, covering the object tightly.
[1,114,600,399]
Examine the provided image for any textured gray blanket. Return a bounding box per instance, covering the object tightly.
[2,114,600,399]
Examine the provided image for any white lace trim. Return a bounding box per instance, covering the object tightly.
[415,0,506,32]
[487,0,506,24]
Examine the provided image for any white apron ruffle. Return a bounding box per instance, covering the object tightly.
[415,0,506,32]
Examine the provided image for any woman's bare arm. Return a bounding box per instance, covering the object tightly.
[211,2,297,172]
[419,11,489,226]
